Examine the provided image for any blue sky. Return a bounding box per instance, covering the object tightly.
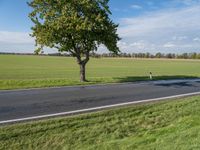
[0,0,200,53]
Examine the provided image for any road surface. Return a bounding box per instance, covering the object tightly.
[0,79,200,124]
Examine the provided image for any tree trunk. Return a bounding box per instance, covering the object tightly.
[76,51,89,82]
[80,63,86,82]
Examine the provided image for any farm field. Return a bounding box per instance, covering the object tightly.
[0,55,200,89]
[1,95,200,149]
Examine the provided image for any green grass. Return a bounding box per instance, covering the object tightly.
[0,55,200,89]
[1,96,200,149]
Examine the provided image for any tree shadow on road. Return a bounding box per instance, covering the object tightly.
[155,82,196,87]
[113,75,199,83]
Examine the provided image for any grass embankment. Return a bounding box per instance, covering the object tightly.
[0,55,200,89]
[0,96,200,149]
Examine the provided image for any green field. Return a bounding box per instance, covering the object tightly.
[1,96,200,149]
[0,55,200,89]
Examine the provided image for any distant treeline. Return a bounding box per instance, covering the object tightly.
[0,52,69,57]
[1,52,200,59]
[93,52,200,59]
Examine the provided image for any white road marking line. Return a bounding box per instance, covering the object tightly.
[0,91,200,124]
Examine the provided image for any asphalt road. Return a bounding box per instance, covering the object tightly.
[0,79,200,123]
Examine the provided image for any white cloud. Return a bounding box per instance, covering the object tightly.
[117,41,129,50]
[0,31,58,53]
[176,0,200,5]
[0,31,35,53]
[118,41,146,50]
[163,43,176,48]
[172,36,188,41]
[129,41,145,49]
[117,5,200,53]
[130,4,142,9]
[119,6,200,37]
[0,31,34,44]
[193,37,200,42]
[117,41,157,53]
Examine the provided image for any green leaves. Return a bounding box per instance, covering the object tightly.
[28,0,120,57]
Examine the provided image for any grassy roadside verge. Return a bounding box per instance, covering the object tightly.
[1,96,200,149]
[0,75,196,90]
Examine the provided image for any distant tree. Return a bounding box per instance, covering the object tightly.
[190,53,197,59]
[145,52,150,58]
[28,0,120,82]
[166,53,175,59]
[182,53,189,59]
[155,52,162,58]
[197,53,200,59]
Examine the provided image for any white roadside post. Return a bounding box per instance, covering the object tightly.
[149,72,153,80]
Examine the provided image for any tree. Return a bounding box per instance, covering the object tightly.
[28,0,120,82]
[155,52,162,58]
